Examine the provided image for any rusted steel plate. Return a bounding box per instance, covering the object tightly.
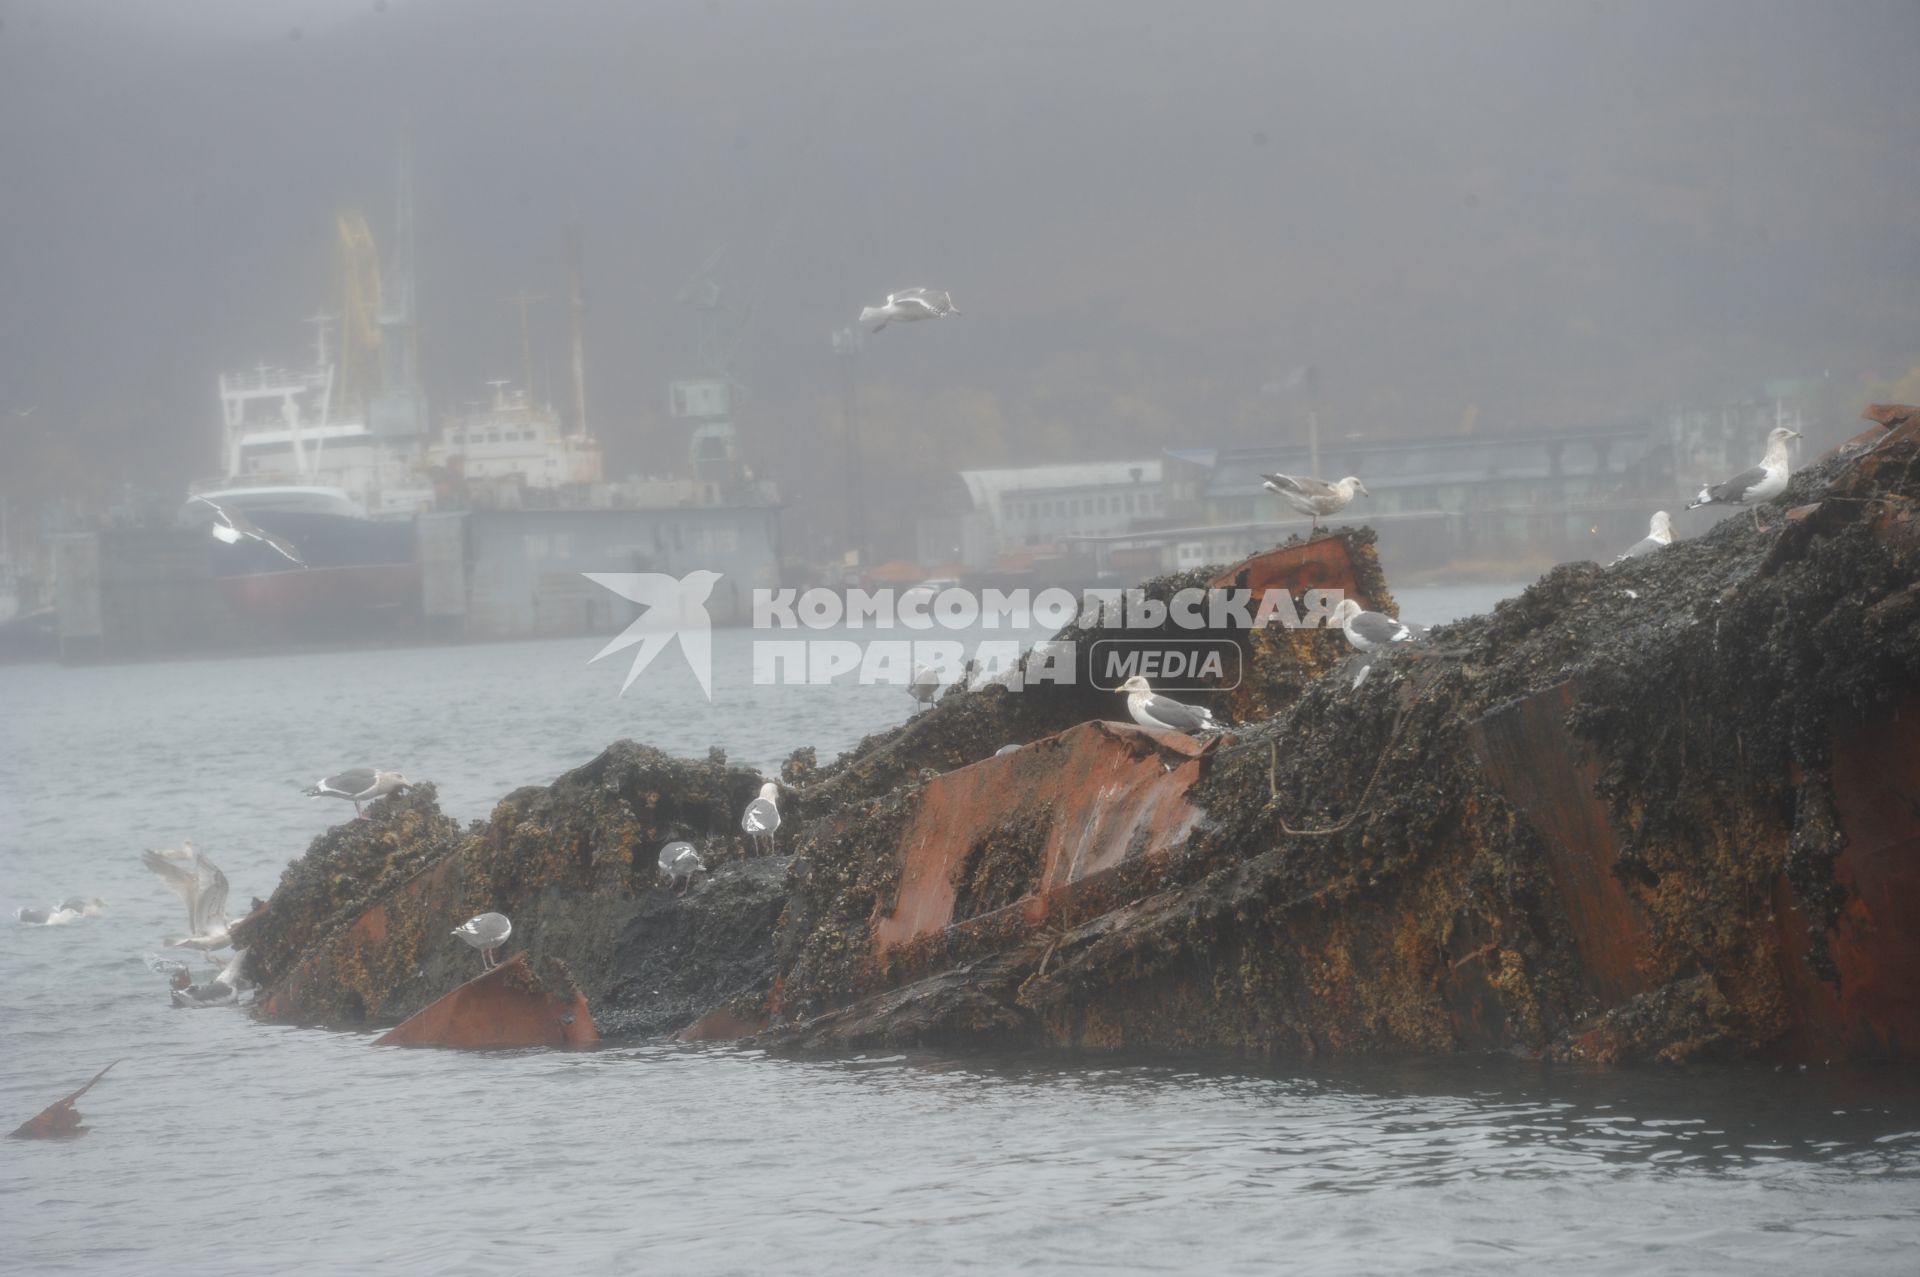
[1469,681,1654,1008]
[871,720,1209,955]
[1209,536,1375,610]
[1771,702,1920,1062]
[8,1061,118,1141]
[374,954,598,1049]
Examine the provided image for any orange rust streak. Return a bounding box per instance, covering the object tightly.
[872,721,1208,954]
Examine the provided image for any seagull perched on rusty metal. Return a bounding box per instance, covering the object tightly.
[1117,675,1217,735]
[1259,472,1369,531]
[451,912,512,971]
[1686,426,1800,530]
[1330,598,1425,652]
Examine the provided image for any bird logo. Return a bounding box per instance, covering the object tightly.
[582,570,722,699]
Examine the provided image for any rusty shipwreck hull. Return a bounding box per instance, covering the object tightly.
[759,414,1920,1062]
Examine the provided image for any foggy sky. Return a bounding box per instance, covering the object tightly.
[2,0,1917,521]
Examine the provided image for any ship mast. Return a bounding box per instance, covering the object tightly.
[567,219,588,438]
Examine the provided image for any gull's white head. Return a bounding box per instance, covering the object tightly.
[1341,477,1370,498]
[1331,598,1364,623]
[1766,426,1802,449]
[1117,675,1153,695]
[1649,510,1673,539]
[758,780,779,802]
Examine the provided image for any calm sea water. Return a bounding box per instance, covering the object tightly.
[4,591,1918,1274]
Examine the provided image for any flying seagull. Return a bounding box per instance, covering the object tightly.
[741,781,781,854]
[142,847,232,952]
[658,842,706,893]
[451,912,512,972]
[859,287,959,333]
[190,495,307,567]
[9,405,36,418]
[1612,511,1674,565]
[1259,473,1370,531]
[304,769,410,818]
[1330,598,1426,653]
[1117,675,1218,735]
[170,949,250,1009]
[1686,426,1800,530]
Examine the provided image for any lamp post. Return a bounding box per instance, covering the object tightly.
[832,325,867,568]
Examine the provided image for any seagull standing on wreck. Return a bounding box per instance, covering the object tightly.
[191,495,307,567]
[304,769,410,818]
[859,287,959,333]
[1331,598,1425,652]
[1117,676,1218,735]
[1259,472,1370,532]
[1686,426,1801,530]
[1612,511,1674,564]
[451,912,512,972]
[908,662,941,715]
[741,782,781,854]
[658,842,706,893]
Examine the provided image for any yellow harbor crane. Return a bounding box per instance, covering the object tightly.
[332,209,384,418]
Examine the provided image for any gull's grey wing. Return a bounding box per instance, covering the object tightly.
[742,798,780,834]
[1143,694,1212,732]
[889,287,928,302]
[1613,536,1663,564]
[1261,472,1334,499]
[191,853,229,933]
[1705,464,1768,505]
[322,768,378,796]
[142,850,202,927]
[1350,611,1412,646]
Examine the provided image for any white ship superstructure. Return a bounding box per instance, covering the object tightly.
[431,381,603,498]
[213,337,434,515]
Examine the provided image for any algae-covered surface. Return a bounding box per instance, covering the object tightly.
[245,421,1920,1065]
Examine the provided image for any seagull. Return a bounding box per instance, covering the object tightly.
[451,912,512,972]
[994,744,1022,757]
[1259,473,1370,531]
[170,949,250,1009]
[304,769,410,818]
[9,405,36,418]
[1612,511,1674,565]
[741,781,781,854]
[859,287,958,333]
[190,495,307,567]
[1686,426,1801,530]
[658,842,706,893]
[16,897,104,925]
[142,847,232,952]
[908,662,941,714]
[1116,675,1218,735]
[1330,598,1425,652]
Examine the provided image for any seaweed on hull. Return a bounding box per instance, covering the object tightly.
[758,410,1920,1064]
[243,410,1920,1064]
